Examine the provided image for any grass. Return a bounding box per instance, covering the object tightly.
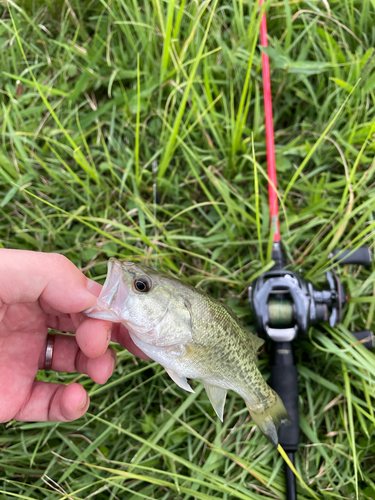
[1,0,375,498]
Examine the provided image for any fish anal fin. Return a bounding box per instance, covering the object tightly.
[165,367,195,393]
[203,383,227,422]
[245,394,290,446]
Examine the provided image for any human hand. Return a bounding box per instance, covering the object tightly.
[0,249,146,423]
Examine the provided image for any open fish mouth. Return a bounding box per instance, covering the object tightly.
[84,259,171,336]
[85,259,130,322]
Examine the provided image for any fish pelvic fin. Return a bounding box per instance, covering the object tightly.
[246,393,291,446]
[165,367,195,393]
[203,383,227,421]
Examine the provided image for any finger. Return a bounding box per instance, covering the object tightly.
[76,318,150,360]
[39,297,71,318]
[76,318,112,358]
[39,334,116,384]
[40,298,77,332]
[46,315,77,333]
[14,382,90,422]
[0,249,99,313]
[112,323,150,360]
[75,348,117,385]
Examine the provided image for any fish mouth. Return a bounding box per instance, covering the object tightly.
[85,259,171,337]
[84,259,130,321]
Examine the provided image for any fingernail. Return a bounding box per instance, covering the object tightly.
[99,325,112,357]
[86,278,101,297]
[106,324,112,344]
[79,393,90,410]
[72,312,85,327]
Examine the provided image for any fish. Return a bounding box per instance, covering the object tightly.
[85,258,290,445]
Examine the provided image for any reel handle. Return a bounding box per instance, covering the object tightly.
[332,247,372,266]
[351,330,374,350]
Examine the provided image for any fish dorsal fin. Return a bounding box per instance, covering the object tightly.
[203,383,227,422]
[252,333,264,351]
[241,329,264,351]
[165,367,195,393]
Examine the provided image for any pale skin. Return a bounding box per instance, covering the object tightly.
[0,249,148,423]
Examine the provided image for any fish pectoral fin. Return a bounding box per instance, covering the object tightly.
[165,367,195,393]
[203,383,227,422]
[245,394,291,447]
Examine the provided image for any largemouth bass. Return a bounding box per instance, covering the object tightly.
[85,258,290,445]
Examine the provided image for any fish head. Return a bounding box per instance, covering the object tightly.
[85,258,192,346]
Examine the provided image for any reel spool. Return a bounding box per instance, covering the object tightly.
[268,298,294,328]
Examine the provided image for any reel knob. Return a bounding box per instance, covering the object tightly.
[350,330,374,350]
[332,247,372,266]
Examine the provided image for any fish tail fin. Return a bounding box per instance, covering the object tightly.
[246,393,290,446]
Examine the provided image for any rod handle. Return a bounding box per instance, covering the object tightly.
[332,247,372,266]
[285,452,297,500]
[271,344,299,450]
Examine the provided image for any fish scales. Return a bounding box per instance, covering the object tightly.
[85,258,290,445]
[173,287,274,406]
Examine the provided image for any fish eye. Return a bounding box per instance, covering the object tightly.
[132,275,152,293]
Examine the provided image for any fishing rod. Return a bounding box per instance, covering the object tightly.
[249,2,374,499]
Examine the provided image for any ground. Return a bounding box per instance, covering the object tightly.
[0,0,375,499]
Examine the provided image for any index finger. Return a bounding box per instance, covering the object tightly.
[76,318,150,360]
[0,249,98,314]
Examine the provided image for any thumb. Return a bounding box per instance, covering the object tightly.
[0,249,99,313]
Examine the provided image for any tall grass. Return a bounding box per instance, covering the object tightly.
[1,0,375,498]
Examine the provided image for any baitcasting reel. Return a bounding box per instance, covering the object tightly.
[248,242,374,347]
[247,242,373,499]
